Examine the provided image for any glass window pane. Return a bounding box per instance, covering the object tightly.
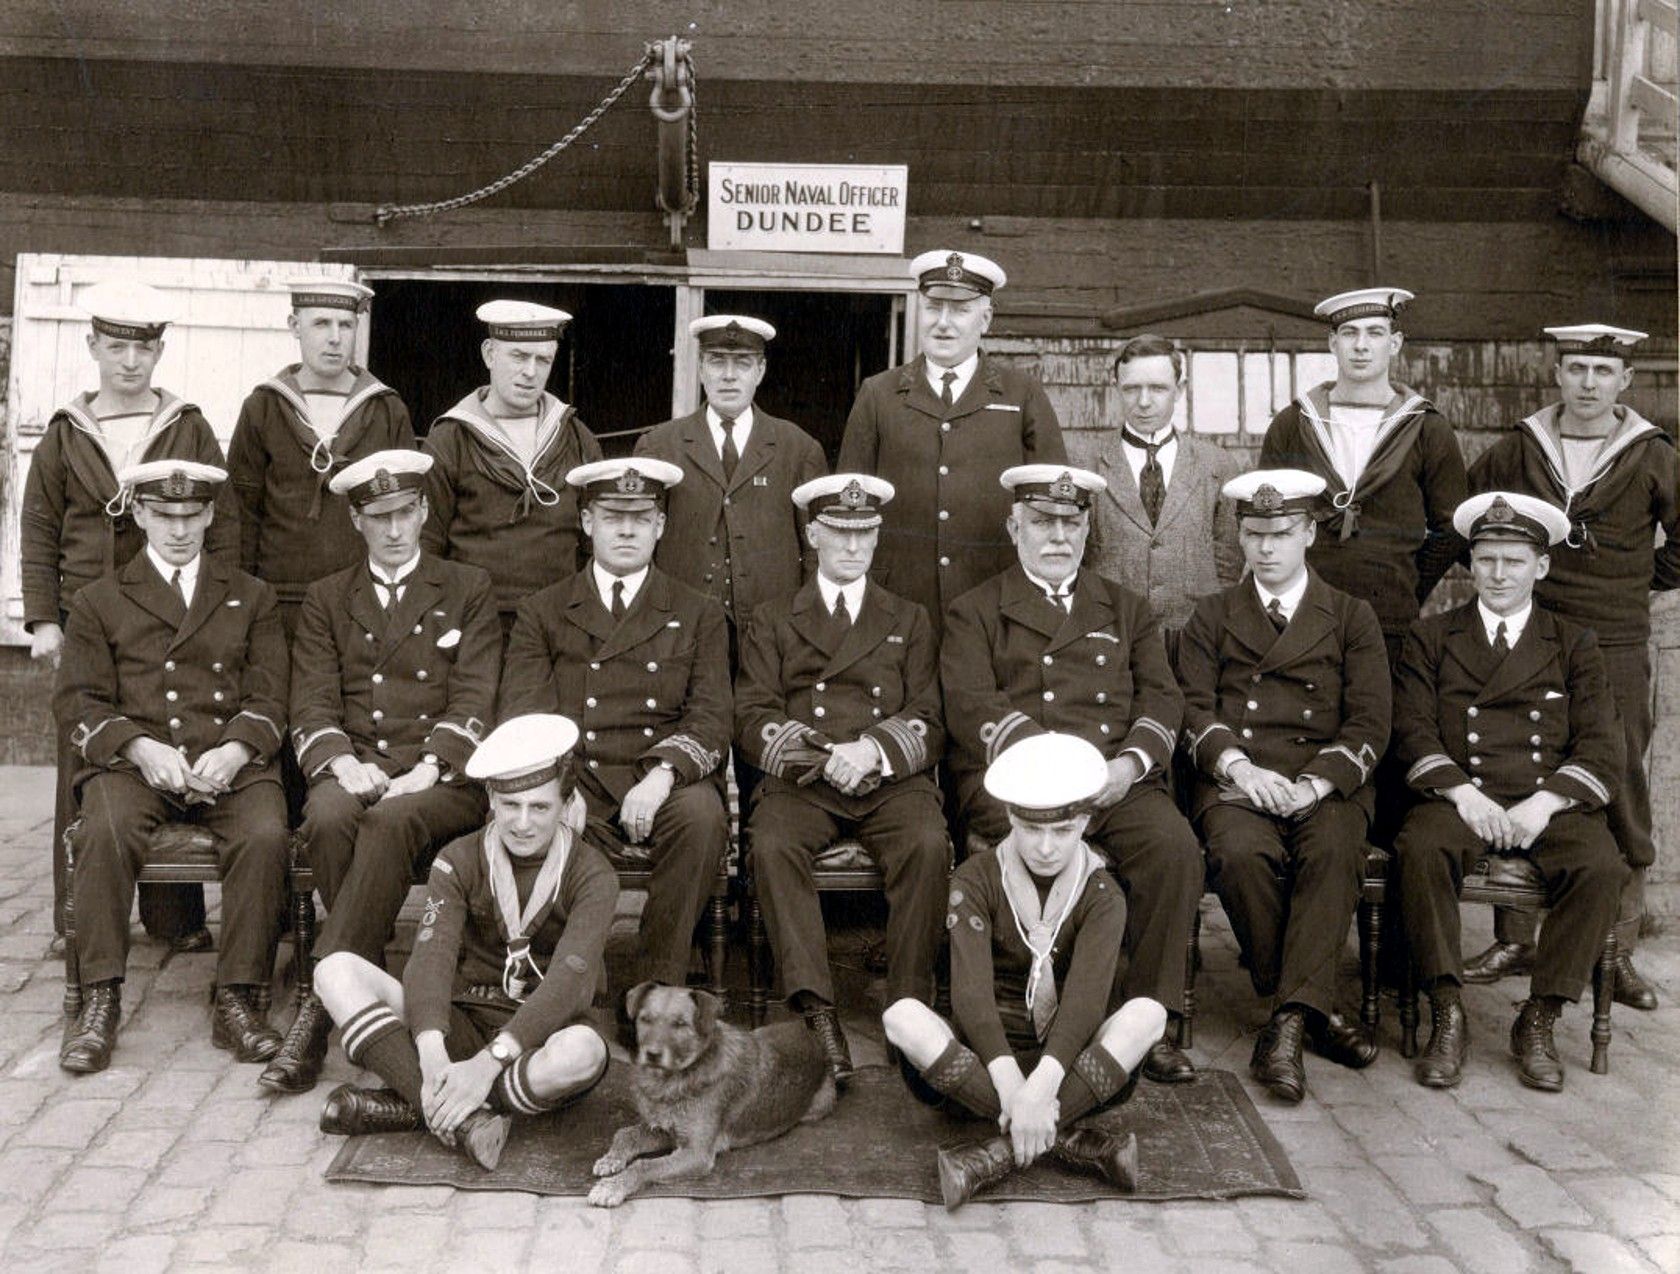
[1294,352,1339,395]
[1189,351,1240,434]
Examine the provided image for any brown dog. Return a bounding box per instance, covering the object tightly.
[588,983,836,1207]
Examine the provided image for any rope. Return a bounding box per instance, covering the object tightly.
[374,50,660,226]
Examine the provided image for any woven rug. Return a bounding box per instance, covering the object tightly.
[325,1065,1303,1204]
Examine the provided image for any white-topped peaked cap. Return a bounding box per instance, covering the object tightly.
[793,473,895,529]
[910,248,1006,300]
[329,449,434,513]
[566,457,684,510]
[1000,464,1107,514]
[1314,287,1415,328]
[1453,491,1571,548]
[466,713,582,793]
[691,314,776,351]
[476,300,572,342]
[120,460,226,507]
[287,278,374,313]
[80,280,173,341]
[1544,324,1648,358]
[984,732,1109,823]
[1223,468,1326,519]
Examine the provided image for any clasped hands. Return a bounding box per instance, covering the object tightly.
[329,754,440,804]
[123,736,254,801]
[988,1055,1061,1167]
[1446,783,1568,852]
[1224,754,1327,818]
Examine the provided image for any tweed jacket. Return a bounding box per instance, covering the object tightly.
[1088,430,1243,630]
[633,407,826,630]
[736,578,943,819]
[1176,569,1391,820]
[1395,600,1622,810]
[289,554,500,778]
[55,552,287,795]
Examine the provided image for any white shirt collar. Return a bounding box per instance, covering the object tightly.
[1254,570,1310,618]
[1477,599,1532,646]
[925,351,980,400]
[1122,421,1177,448]
[1022,564,1078,600]
[705,403,755,456]
[368,553,421,587]
[816,572,867,618]
[593,561,650,610]
[146,547,201,600]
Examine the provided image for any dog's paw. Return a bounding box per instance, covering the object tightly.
[591,1153,628,1178]
[588,1176,631,1208]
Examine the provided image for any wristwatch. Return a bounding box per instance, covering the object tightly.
[487,1034,521,1066]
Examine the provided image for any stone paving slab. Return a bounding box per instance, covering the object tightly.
[0,765,1674,1271]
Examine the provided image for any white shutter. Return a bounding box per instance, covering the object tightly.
[2,253,364,643]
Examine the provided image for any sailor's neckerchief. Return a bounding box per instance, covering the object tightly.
[482,787,587,1001]
[436,389,571,521]
[57,390,190,520]
[1294,381,1433,541]
[994,833,1103,1041]
[258,366,393,517]
[1514,403,1664,552]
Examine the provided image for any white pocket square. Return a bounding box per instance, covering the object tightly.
[1544,690,1565,700]
[437,628,462,649]
[225,599,242,608]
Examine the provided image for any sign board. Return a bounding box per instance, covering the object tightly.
[708,162,907,254]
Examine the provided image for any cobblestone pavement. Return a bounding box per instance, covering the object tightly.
[0,765,1675,1272]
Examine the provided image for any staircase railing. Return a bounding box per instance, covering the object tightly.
[1581,0,1678,230]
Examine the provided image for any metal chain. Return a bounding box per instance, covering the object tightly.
[374,50,659,225]
[682,48,701,214]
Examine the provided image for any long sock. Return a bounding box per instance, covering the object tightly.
[919,1039,1002,1120]
[1056,1042,1137,1124]
[490,1049,606,1116]
[339,1004,423,1108]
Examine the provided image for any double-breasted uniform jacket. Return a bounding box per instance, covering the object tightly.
[422,391,604,615]
[837,354,1065,632]
[55,553,288,795]
[1395,601,1622,810]
[633,408,827,630]
[1088,432,1244,632]
[1469,405,1680,650]
[226,367,416,607]
[941,564,1183,816]
[500,567,732,809]
[404,830,620,1051]
[736,578,943,820]
[1176,569,1392,821]
[1261,384,1466,643]
[289,554,501,779]
[22,391,238,630]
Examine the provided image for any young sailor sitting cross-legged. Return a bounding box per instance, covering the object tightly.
[882,732,1167,1209]
[312,714,617,1170]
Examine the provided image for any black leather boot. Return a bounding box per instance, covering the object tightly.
[319,1083,421,1136]
[1142,1038,1197,1084]
[936,1135,1017,1209]
[60,981,121,1074]
[1307,1010,1378,1069]
[1510,998,1565,1092]
[1462,940,1535,984]
[1249,1008,1306,1103]
[803,1006,854,1085]
[1415,994,1469,1089]
[1611,951,1659,1011]
[259,992,332,1093]
[1052,1127,1140,1192]
[211,986,284,1063]
[455,1109,512,1170]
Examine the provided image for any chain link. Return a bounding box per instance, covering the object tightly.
[374,50,660,226]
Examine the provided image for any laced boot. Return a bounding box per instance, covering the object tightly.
[1249,1008,1306,1103]
[1052,1127,1140,1192]
[319,1084,421,1136]
[936,1135,1017,1209]
[1611,950,1658,1011]
[803,1006,854,1086]
[211,985,284,1062]
[259,992,332,1093]
[1415,991,1469,1089]
[455,1109,512,1170]
[1510,997,1565,1092]
[60,981,122,1074]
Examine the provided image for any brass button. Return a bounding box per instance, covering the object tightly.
[1531,752,1543,763]
[165,690,179,702]
[371,710,384,722]
[871,687,882,697]
[940,422,951,432]
[586,696,598,708]
[1095,655,1106,666]
[1467,706,1478,718]
[164,660,176,672]
[647,662,659,673]
[1467,732,1479,743]
[588,759,599,769]
[643,727,654,738]
[1042,690,1055,702]
[211,662,223,673]
[1472,776,1484,788]
[1469,756,1481,767]
[590,662,601,672]
[938,510,950,521]
[168,717,181,729]
[1099,723,1110,735]
[815,682,826,692]
[1530,735,1542,745]
[212,691,224,703]
[1246,700,1258,711]
[372,673,384,685]
[938,465,949,476]
[377,739,388,751]
[1241,727,1253,739]
[585,730,597,741]
[416,669,428,681]
[1301,709,1312,720]
[1529,709,1542,722]
[645,698,657,709]
[1095,692,1107,704]
[814,706,826,718]
[1042,655,1053,666]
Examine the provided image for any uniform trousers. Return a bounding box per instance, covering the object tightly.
[1200,796,1369,1018]
[968,785,1200,1013]
[748,786,949,1006]
[72,771,287,987]
[580,782,727,986]
[1398,801,1627,1002]
[305,779,488,964]
[1496,642,1653,952]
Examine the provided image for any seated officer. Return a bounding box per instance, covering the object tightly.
[883,733,1167,1209]
[55,461,289,1073]
[266,449,501,1094]
[1175,469,1391,1104]
[501,458,731,1017]
[941,464,1201,1084]
[313,714,616,1169]
[1394,492,1626,1092]
[735,474,948,1083]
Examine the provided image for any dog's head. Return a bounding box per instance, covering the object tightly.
[625,982,721,1074]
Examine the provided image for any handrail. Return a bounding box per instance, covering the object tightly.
[1582,0,1677,231]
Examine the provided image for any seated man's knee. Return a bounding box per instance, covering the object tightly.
[543,1023,608,1078]
[1104,996,1168,1047]
[303,781,363,836]
[313,950,374,999]
[882,997,946,1059]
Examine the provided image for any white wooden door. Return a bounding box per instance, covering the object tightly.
[2,254,363,643]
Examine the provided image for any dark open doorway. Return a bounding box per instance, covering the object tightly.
[366,279,675,447]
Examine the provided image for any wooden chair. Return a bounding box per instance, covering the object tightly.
[745,838,882,1027]
[597,836,733,1002]
[1389,851,1618,1074]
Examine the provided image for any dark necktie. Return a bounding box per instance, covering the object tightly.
[940,370,957,412]
[610,580,626,622]
[1046,583,1071,614]
[1266,597,1288,632]
[170,569,187,608]
[1493,620,1509,657]
[720,416,740,480]
[1123,428,1167,524]
[833,589,851,628]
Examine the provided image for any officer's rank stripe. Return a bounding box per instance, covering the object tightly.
[1320,743,1372,780]
[664,733,720,775]
[1187,721,1231,753]
[1134,717,1175,752]
[762,720,814,775]
[1407,754,1456,784]
[433,720,482,746]
[233,710,282,743]
[987,711,1033,764]
[1556,764,1609,805]
[875,718,925,770]
[294,725,349,757]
